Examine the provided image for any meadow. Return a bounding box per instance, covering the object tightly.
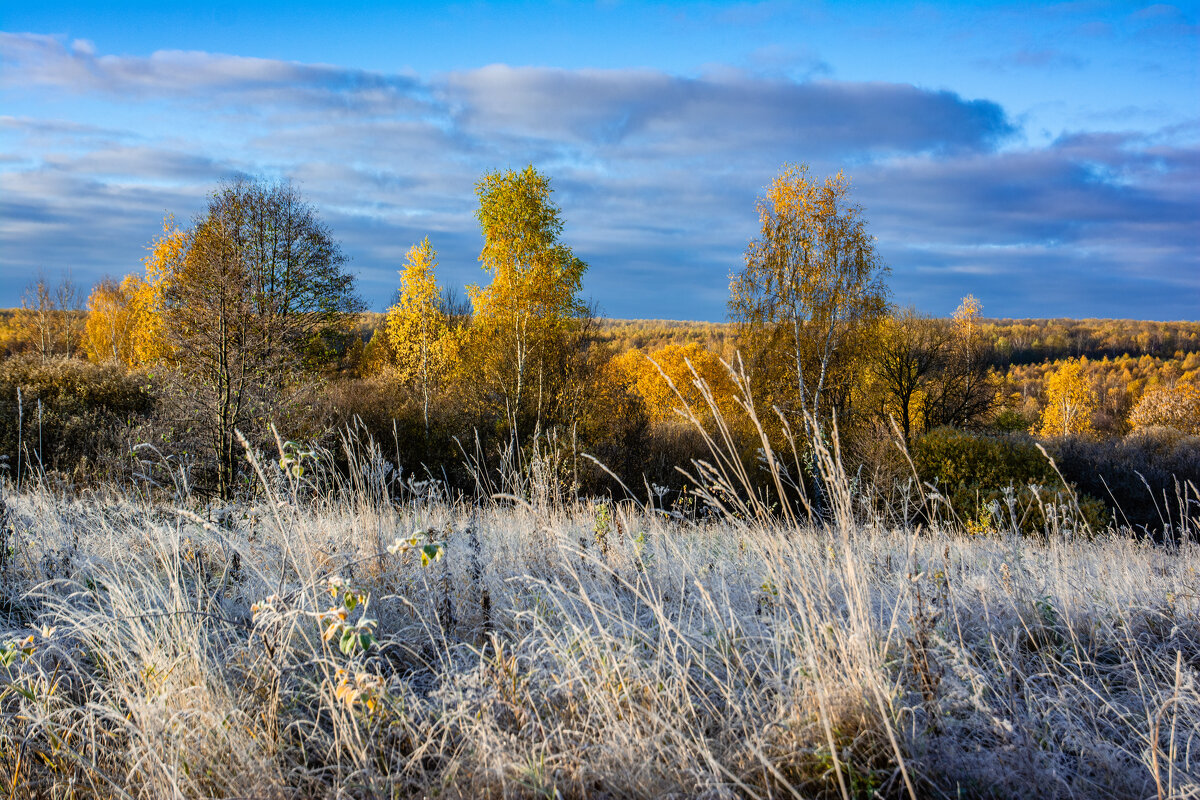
[0,430,1196,800]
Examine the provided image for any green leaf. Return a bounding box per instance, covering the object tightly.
[421,543,443,566]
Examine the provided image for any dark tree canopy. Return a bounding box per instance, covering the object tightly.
[164,178,362,498]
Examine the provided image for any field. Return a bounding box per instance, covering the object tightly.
[0,439,1196,800]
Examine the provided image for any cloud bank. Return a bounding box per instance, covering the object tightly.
[1,32,1196,319]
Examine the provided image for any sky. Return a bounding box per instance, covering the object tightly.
[1,1,1198,321]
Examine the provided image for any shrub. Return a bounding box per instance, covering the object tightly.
[912,427,1106,534]
[0,356,154,481]
[310,372,472,489]
[1050,428,1200,538]
[1129,382,1200,435]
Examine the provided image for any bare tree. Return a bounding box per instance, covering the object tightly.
[871,304,999,443]
[18,270,84,361]
[54,272,85,356]
[923,297,998,431]
[872,308,950,444]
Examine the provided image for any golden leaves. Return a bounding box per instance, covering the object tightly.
[470,165,586,330]
[953,294,983,339]
[1037,358,1097,437]
[462,165,589,428]
[609,343,737,424]
[384,238,454,393]
[730,162,890,422]
[83,216,180,366]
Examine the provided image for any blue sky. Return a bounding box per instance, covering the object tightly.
[1,1,1197,320]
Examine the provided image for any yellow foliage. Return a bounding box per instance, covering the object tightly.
[870,379,933,440]
[952,294,982,339]
[1036,357,1097,437]
[129,216,184,364]
[729,162,889,424]
[609,343,737,423]
[598,319,734,357]
[384,238,454,431]
[469,166,586,331]
[464,166,588,429]
[85,217,181,367]
[83,278,134,363]
[385,238,449,374]
[1005,350,1200,436]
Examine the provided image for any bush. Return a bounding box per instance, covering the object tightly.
[0,356,154,482]
[1129,382,1200,435]
[912,427,1107,534]
[311,372,470,488]
[1050,428,1200,538]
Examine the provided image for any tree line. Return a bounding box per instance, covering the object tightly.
[2,163,1197,532]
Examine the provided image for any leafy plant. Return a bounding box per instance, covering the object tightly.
[319,576,378,657]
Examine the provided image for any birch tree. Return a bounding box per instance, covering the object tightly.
[729,163,889,429]
[163,179,361,498]
[385,238,452,437]
[1037,358,1096,437]
[466,166,588,437]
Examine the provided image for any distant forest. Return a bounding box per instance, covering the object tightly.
[3,311,1197,366]
[597,317,1200,364]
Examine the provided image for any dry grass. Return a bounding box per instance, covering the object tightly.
[0,456,1196,800]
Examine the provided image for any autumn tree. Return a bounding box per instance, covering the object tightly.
[126,216,184,365]
[869,297,1001,444]
[870,308,949,444]
[609,342,738,424]
[465,165,590,437]
[162,179,361,498]
[922,295,998,431]
[1037,358,1097,437]
[385,238,453,436]
[83,278,134,363]
[83,217,182,367]
[16,276,55,360]
[729,163,890,431]
[1129,382,1200,435]
[953,294,982,339]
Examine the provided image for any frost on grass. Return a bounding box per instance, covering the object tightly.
[0,485,1197,799]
